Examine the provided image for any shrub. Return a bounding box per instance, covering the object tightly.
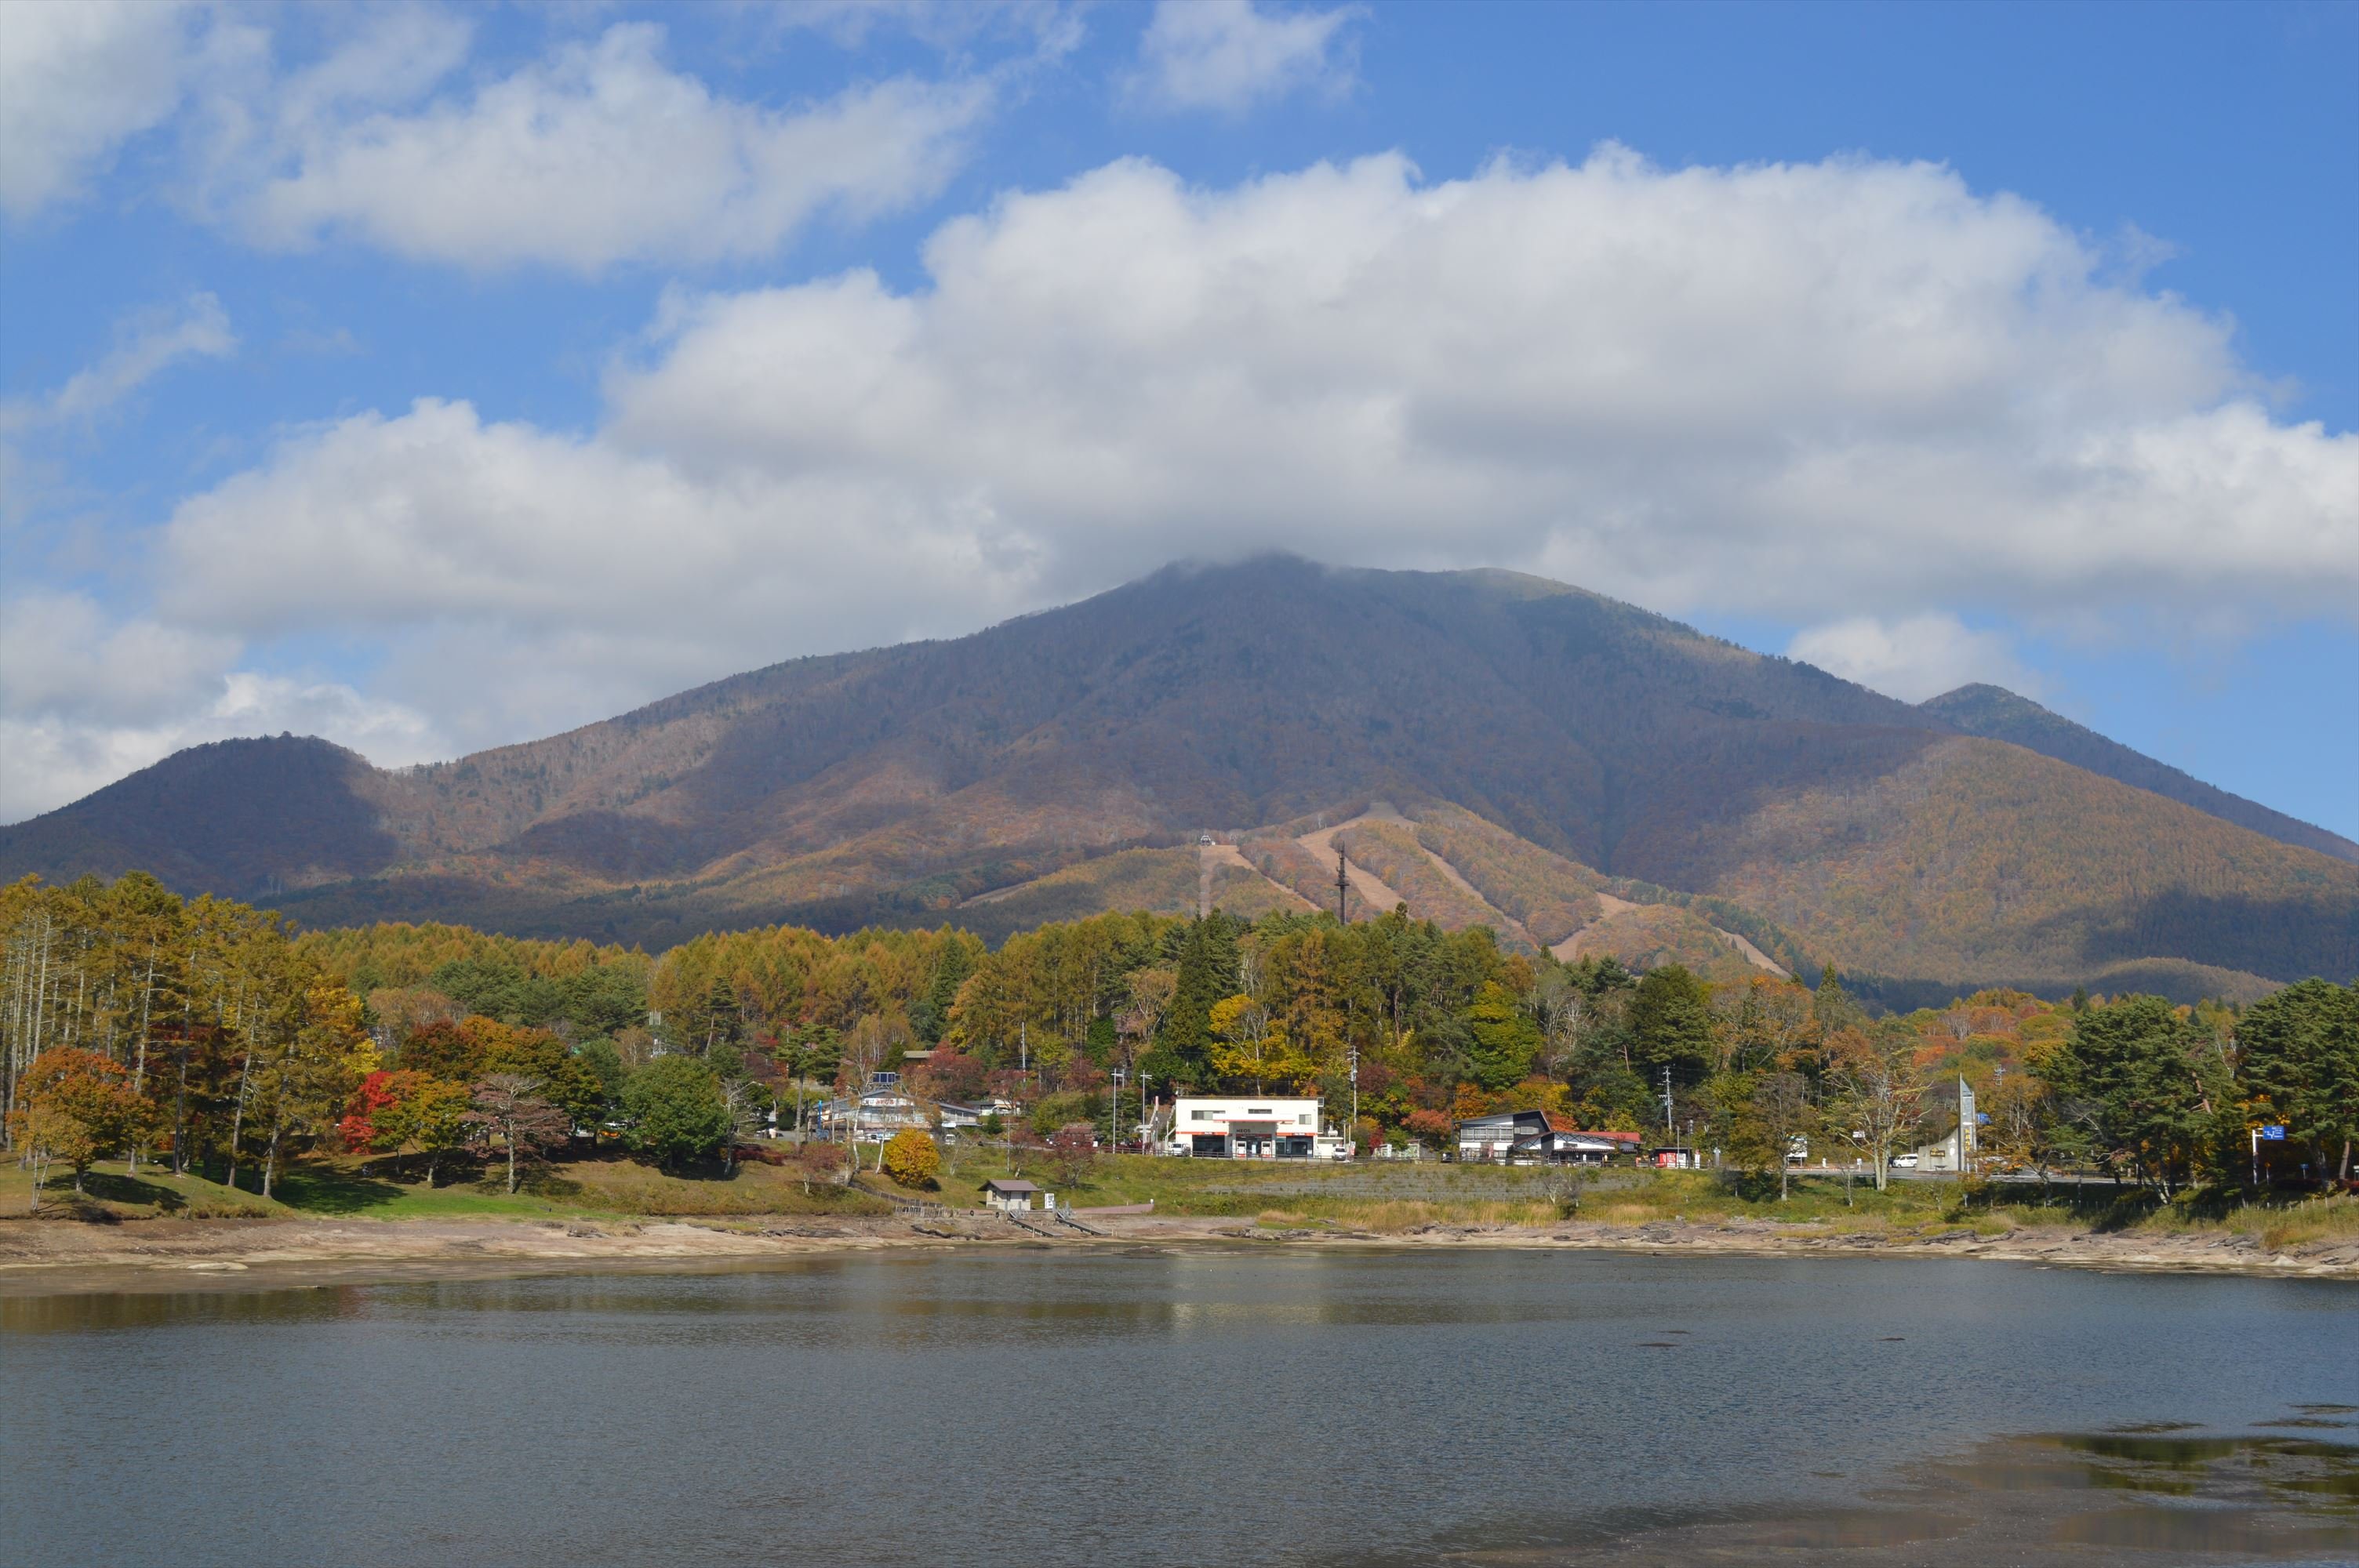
[1045,1122,1099,1187]
[621,1058,730,1171]
[881,1128,942,1189]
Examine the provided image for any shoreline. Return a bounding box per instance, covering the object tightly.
[2,1210,2353,1297]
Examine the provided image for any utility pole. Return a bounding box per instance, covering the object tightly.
[1112,1066,1126,1153]
[1335,851,1350,924]
[1347,1044,1360,1158]
[1660,1065,1674,1139]
[1140,1073,1152,1156]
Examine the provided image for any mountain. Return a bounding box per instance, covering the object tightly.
[1921,683,2359,864]
[5,556,2352,1000]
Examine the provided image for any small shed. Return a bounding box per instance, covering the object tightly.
[982,1178,1041,1213]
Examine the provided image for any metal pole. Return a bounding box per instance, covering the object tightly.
[1335,852,1349,924]
[1348,1045,1359,1159]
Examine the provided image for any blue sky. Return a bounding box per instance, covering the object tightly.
[2,0,2354,837]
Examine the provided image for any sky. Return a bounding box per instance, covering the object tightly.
[2,0,2355,838]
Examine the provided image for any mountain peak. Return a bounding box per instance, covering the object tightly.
[3,558,2350,995]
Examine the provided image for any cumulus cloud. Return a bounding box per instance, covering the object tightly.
[0,0,193,217]
[150,397,1048,751]
[1786,615,2038,704]
[1132,0,1360,114]
[601,151,2354,619]
[0,593,440,822]
[13,147,2356,819]
[216,20,992,271]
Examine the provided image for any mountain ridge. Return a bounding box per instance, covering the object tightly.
[1918,682,2357,864]
[4,556,2350,997]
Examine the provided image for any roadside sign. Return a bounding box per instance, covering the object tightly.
[2261,1125,2287,1141]
[1975,1112,1990,1124]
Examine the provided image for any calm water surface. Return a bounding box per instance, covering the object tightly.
[3,1250,2354,1566]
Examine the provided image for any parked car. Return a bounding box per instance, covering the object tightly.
[1891,1153,1920,1169]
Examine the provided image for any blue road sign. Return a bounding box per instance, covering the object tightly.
[2261,1125,2287,1141]
[1976,1112,1990,1124]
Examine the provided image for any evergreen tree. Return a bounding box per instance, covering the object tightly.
[621,1058,731,1171]
[2237,978,2359,1181]
[1628,964,1716,1086]
[911,937,976,1045]
[1812,966,1865,1036]
[1154,915,1241,1086]
[2045,995,2230,1194]
[1464,982,1540,1091]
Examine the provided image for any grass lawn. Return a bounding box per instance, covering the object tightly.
[888,1147,2359,1246]
[0,1151,894,1224]
[6,1144,2350,1250]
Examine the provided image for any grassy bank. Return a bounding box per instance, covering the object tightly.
[0,1153,893,1224]
[893,1151,2359,1250]
[8,1147,2353,1258]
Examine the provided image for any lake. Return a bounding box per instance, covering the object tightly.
[4,1249,2354,1566]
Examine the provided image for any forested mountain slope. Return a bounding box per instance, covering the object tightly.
[1921,683,2359,863]
[3,556,2349,997]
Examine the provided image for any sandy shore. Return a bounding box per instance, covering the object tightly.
[1,1208,2352,1296]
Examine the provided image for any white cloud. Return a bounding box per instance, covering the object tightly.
[1786,615,2037,704]
[769,0,1082,56]
[0,591,235,725]
[1132,0,1360,114]
[601,151,2354,619]
[151,397,1046,753]
[0,0,193,217]
[221,20,993,271]
[37,294,237,424]
[0,593,441,822]
[0,294,236,514]
[13,147,2354,820]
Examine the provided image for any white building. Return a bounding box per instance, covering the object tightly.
[814,1072,983,1144]
[1163,1095,1347,1160]
[982,1178,1041,1212]
[1908,1077,1979,1172]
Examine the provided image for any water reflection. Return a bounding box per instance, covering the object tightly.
[1345,1427,2359,1566]
[4,1251,2356,1568]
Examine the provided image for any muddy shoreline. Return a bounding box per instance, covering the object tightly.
[2,1209,2353,1297]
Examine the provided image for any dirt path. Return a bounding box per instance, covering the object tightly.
[1294,835,1407,920]
[3,1210,2350,1296]
[1719,927,1790,977]
[1550,891,1641,960]
[1546,891,1790,977]
[1295,804,1416,920]
[1401,837,1536,949]
[1198,838,1249,916]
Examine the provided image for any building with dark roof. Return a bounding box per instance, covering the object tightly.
[1456,1109,1641,1164]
